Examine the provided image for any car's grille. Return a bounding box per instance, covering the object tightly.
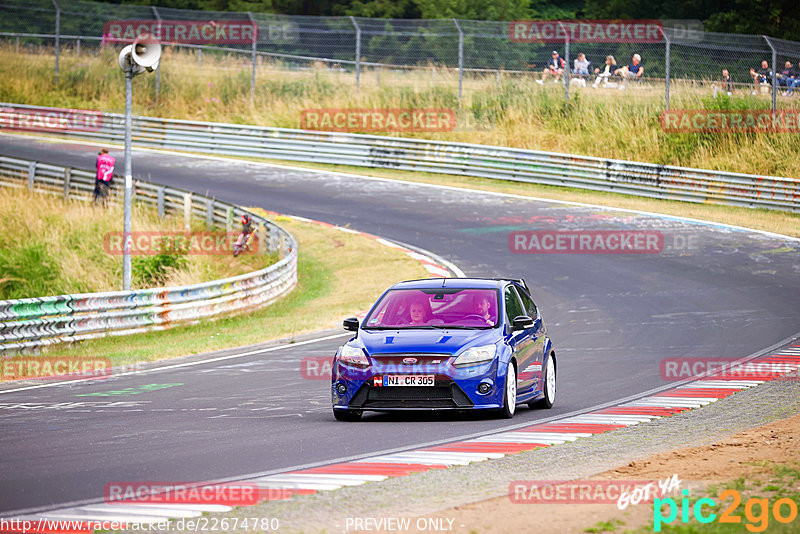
[349,380,473,410]
[370,353,452,366]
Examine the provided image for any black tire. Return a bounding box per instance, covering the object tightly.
[529,354,556,409]
[498,360,517,419]
[333,408,362,421]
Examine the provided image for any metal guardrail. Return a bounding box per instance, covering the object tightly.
[1,102,797,212]
[0,154,298,353]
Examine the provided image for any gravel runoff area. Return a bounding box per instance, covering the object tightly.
[192,371,800,534]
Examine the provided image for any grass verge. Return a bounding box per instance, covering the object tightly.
[0,186,274,299]
[2,45,799,178]
[40,214,428,366]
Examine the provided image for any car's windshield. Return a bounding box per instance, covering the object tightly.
[363,288,499,329]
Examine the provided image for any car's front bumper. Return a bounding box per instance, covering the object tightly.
[331,357,506,412]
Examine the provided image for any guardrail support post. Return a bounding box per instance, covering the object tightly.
[157,187,165,217]
[226,206,233,232]
[15,37,20,54]
[279,233,285,259]
[51,0,60,85]
[205,199,214,230]
[183,193,192,230]
[27,162,36,190]
[198,48,202,66]
[350,16,361,93]
[62,168,71,200]
[453,19,464,102]
[76,38,80,57]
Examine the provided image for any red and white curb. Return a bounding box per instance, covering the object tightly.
[9,345,799,531]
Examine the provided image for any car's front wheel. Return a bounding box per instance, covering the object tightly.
[499,360,517,419]
[333,408,362,421]
[529,353,556,409]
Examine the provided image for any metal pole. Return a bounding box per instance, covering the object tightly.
[123,68,133,291]
[664,28,671,111]
[763,36,777,112]
[152,6,161,105]
[453,19,464,102]
[350,16,361,92]
[51,0,60,84]
[248,12,257,100]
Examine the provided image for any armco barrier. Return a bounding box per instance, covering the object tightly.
[0,155,298,353]
[1,103,797,211]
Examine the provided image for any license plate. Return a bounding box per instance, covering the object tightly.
[374,375,435,387]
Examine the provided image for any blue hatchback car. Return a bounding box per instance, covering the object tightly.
[331,278,556,421]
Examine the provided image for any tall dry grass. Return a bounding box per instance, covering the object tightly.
[0,44,798,179]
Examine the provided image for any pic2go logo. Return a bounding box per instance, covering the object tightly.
[654,489,798,532]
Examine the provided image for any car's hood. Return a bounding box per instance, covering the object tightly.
[358,328,500,356]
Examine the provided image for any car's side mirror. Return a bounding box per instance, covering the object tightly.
[512,315,534,331]
[343,317,359,331]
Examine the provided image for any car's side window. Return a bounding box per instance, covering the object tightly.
[504,286,525,323]
[517,287,538,318]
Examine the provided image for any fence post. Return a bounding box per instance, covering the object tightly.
[183,192,192,230]
[51,0,60,85]
[248,12,257,100]
[559,22,569,112]
[62,168,71,200]
[76,38,80,57]
[198,47,202,66]
[226,206,233,232]
[763,36,777,112]
[257,223,266,255]
[453,19,464,102]
[157,187,165,217]
[663,28,671,111]
[27,162,36,190]
[205,199,214,230]
[151,6,162,105]
[15,36,20,54]
[350,16,361,92]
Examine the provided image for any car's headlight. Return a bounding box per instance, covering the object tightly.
[338,344,370,368]
[453,344,497,367]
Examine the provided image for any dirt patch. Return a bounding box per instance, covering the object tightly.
[383,411,800,534]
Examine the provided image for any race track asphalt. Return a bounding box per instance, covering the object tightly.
[1,135,798,514]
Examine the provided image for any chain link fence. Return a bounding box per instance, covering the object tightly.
[3,0,800,111]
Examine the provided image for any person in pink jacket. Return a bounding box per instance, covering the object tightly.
[94,148,116,205]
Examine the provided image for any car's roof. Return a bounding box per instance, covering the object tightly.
[390,278,515,290]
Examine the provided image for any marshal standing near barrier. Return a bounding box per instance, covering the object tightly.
[94,148,115,205]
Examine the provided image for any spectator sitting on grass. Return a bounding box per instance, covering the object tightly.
[777,61,796,95]
[614,54,644,90]
[536,51,565,84]
[574,53,590,76]
[750,60,772,94]
[718,69,733,95]
[593,55,617,88]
